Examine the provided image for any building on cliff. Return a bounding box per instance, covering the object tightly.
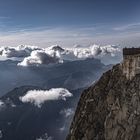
[122,48,140,80]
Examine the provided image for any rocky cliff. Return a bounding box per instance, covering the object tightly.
[67,64,140,140]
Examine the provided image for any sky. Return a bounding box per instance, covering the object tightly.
[0,0,139,47]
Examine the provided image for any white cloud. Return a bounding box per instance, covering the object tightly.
[60,108,74,118]
[0,45,40,58]
[36,133,53,140]
[46,44,121,64]
[0,100,4,106]
[0,43,121,65]
[20,88,73,107]
[0,27,93,48]
[59,108,74,132]
[68,44,120,59]
[0,43,122,65]
[0,24,139,47]
[113,22,140,31]
[59,126,66,132]
[3,98,16,108]
[18,49,61,66]
[62,44,122,64]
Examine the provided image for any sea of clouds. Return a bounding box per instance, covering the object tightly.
[0,44,122,66]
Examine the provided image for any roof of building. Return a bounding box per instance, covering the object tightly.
[123,48,140,55]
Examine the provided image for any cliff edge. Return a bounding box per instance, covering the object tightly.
[67,64,140,140]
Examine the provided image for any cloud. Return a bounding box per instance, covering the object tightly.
[113,22,140,31]
[60,108,74,118]
[0,43,121,65]
[3,98,16,108]
[0,45,40,58]
[36,132,53,140]
[68,44,120,58]
[20,88,73,107]
[0,100,5,110]
[61,44,122,64]
[46,44,121,64]
[0,26,94,48]
[0,100,4,107]
[18,49,61,66]
[0,24,139,47]
[59,108,74,132]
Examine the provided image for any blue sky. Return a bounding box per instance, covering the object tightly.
[0,0,140,47]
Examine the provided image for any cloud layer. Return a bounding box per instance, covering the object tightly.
[18,50,60,66]
[0,44,122,65]
[0,45,40,58]
[0,24,139,47]
[67,44,121,61]
[20,88,72,107]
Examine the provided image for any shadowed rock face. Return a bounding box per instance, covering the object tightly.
[67,64,140,140]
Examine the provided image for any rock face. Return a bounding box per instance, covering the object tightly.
[67,64,140,140]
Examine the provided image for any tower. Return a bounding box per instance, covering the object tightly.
[122,48,140,80]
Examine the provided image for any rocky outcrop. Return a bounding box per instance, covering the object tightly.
[67,64,140,140]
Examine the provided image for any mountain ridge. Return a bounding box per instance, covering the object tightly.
[67,63,140,140]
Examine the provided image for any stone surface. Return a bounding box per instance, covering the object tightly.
[122,54,140,80]
[67,64,140,140]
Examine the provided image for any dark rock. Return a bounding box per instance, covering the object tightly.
[67,64,140,140]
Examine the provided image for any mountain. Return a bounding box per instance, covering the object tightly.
[0,57,112,140]
[0,58,110,96]
[51,45,65,52]
[0,86,84,140]
[67,63,140,140]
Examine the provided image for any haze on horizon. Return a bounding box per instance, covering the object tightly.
[0,0,139,47]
